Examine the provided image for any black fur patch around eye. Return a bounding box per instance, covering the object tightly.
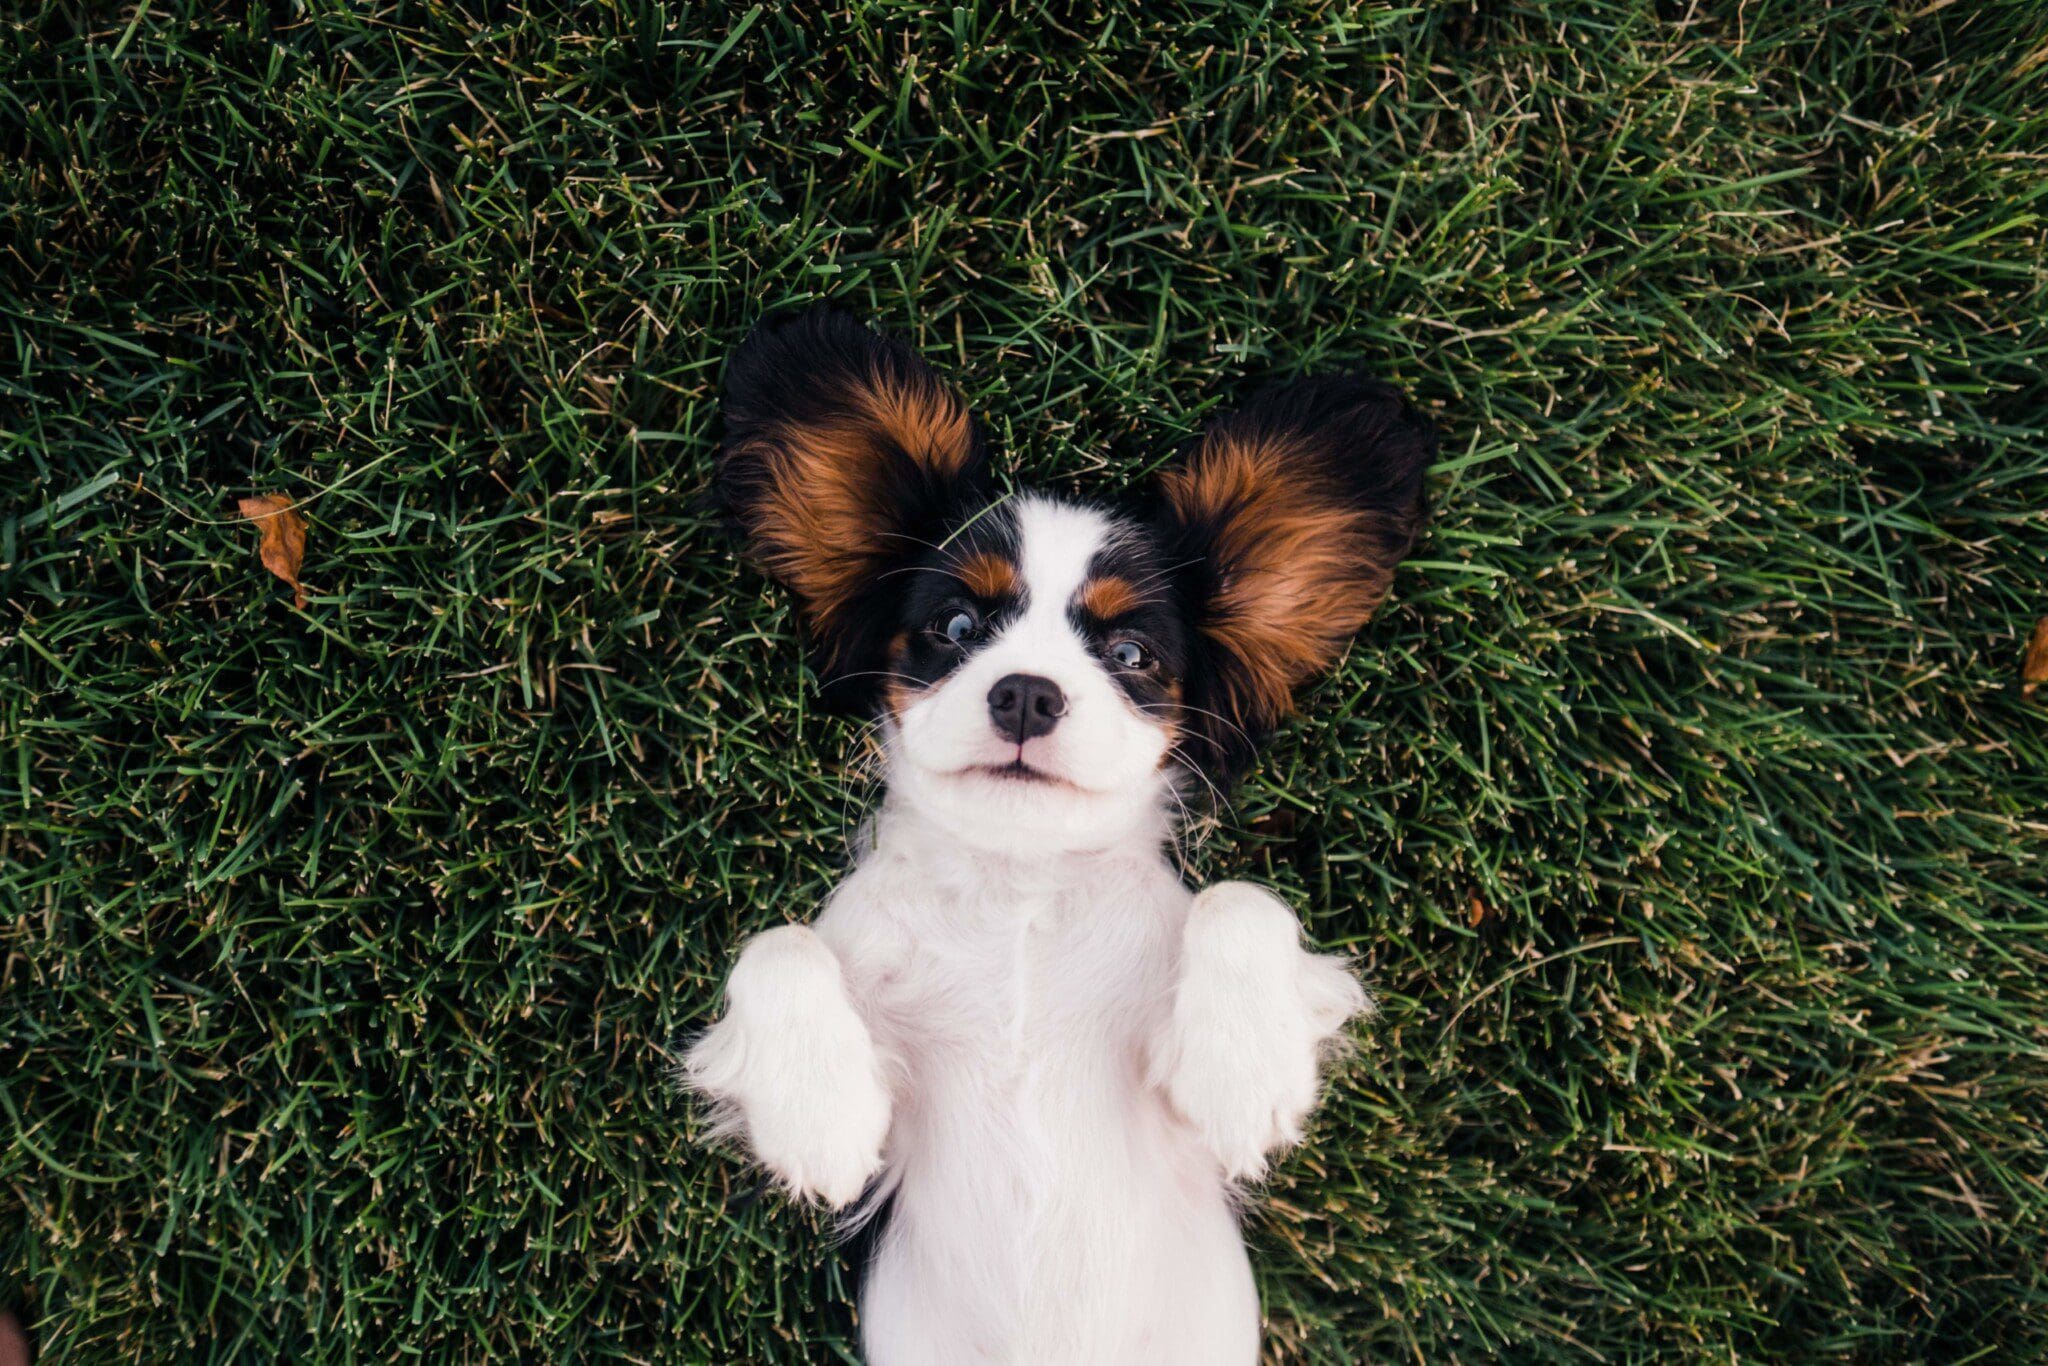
[1067,530,1192,749]
[878,502,1026,713]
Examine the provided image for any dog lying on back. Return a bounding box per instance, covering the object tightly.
[684,308,1433,1364]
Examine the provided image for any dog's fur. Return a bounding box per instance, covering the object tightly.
[684,308,1434,1364]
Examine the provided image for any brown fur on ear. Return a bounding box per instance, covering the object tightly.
[1158,374,1433,777]
[745,378,972,635]
[717,308,991,698]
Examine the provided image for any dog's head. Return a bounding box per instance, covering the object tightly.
[717,308,1434,855]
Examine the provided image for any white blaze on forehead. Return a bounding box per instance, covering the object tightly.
[1012,494,1113,623]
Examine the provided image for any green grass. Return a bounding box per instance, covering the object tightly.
[4,1,2047,1360]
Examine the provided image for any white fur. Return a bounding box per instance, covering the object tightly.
[682,496,1370,1364]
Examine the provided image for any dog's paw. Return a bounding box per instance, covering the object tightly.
[1152,882,1371,1180]
[683,925,892,1209]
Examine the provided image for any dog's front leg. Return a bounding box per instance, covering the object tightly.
[683,924,892,1208]
[1151,882,1372,1180]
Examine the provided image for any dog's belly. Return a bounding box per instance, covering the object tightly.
[853,883,1260,1365]
[862,1110,1256,1366]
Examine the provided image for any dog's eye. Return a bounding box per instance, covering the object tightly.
[934,607,981,646]
[1106,639,1150,671]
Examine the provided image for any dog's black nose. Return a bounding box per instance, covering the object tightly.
[988,673,1065,742]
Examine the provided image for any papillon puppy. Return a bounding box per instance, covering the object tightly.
[683,308,1434,1365]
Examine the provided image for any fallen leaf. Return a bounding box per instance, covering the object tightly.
[2025,617,2048,696]
[239,494,308,608]
[1468,893,1488,928]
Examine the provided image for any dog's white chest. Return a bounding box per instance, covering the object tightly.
[874,880,1164,1143]
[838,862,1255,1362]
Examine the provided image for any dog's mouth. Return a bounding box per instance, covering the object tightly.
[962,759,1076,790]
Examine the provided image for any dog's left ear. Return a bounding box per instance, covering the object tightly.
[1153,374,1435,780]
[718,307,994,710]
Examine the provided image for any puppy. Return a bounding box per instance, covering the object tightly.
[684,308,1433,1364]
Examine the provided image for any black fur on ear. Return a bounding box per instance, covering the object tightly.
[1153,373,1435,783]
[717,307,995,713]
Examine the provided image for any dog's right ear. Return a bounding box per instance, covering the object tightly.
[1151,374,1434,781]
[717,308,994,705]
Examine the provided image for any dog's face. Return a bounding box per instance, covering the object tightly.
[871,494,1195,852]
[717,309,1434,855]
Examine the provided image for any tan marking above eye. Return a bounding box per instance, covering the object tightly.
[1076,575,1142,620]
[953,551,1018,600]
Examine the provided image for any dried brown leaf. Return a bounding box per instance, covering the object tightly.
[2024,617,2048,696]
[239,494,308,608]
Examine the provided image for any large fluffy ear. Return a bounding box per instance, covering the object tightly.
[1155,374,1434,781]
[717,307,992,710]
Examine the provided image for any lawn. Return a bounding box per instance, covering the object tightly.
[4,1,2047,1360]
